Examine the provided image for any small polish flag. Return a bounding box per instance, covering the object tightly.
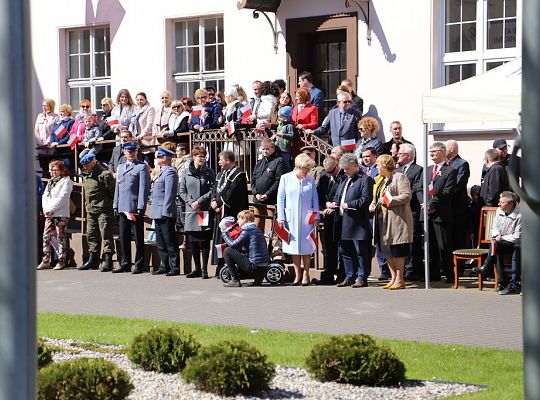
[491,240,497,256]
[305,210,318,225]
[306,227,317,249]
[191,106,203,117]
[197,211,209,226]
[107,117,119,126]
[255,126,265,135]
[215,243,227,258]
[54,124,68,139]
[273,219,290,244]
[428,182,435,198]
[381,188,393,207]
[124,211,137,221]
[68,134,80,150]
[227,121,236,137]
[240,103,252,123]
[341,138,356,151]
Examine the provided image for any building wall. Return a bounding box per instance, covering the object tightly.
[30,0,520,185]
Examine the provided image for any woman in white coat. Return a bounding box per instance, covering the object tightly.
[37,160,73,270]
[277,153,320,286]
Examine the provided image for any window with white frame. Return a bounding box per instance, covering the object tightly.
[173,17,224,99]
[442,0,518,85]
[66,26,111,112]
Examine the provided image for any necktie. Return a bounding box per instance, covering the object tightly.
[431,164,439,180]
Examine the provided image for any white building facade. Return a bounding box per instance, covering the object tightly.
[30,0,522,185]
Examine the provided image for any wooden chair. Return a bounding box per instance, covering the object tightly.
[453,206,499,290]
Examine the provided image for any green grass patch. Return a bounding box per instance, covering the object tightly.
[38,313,522,399]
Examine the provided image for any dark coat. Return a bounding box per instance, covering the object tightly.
[317,169,345,210]
[251,152,284,205]
[398,163,423,213]
[332,171,373,240]
[188,103,222,130]
[382,137,414,156]
[178,161,215,233]
[426,163,457,223]
[480,162,509,206]
[212,167,249,218]
[447,155,470,217]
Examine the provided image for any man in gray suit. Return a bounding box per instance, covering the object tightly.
[113,141,151,274]
[305,92,362,148]
[150,146,180,276]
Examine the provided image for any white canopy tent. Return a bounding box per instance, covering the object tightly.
[419,58,522,288]
[422,57,522,124]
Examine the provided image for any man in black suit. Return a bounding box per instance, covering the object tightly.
[445,140,470,250]
[480,148,510,206]
[425,142,457,283]
[382,121,414,156]
[314,155,345,285]
[108,130,142,174]
[396,143,424,280]
[341,78,364,116]
[327,153,373,288]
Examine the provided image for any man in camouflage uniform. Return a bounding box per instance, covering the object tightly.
[78,149,116,271]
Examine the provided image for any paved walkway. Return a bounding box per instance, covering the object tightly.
[37,270,522,350]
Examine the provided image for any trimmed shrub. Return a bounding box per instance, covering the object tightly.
[182,340,276,396]
[38,357,133,400]
[128,327,200,373]
[37,337,53,369]
[305,334,406,386]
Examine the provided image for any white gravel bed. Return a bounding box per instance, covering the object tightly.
[43,338,485,400]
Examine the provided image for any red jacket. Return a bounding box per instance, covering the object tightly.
[292,103,318,130]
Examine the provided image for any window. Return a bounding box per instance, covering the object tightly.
[66,26,111,112]
[442,0,518,85]
[173,17,224,99]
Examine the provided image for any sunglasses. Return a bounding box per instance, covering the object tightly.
[342,100,352,104]
[81,105,90,109]
[172,105,180,109]
[101,104,108,107]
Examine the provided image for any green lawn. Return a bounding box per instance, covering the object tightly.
[38,313,523,399]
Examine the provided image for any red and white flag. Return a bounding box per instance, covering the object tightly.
[341,138,356,151]
[106,117,119,127]
[491,240,497,256]
[124,211,137,221]
[273,219,290,244]
[215,243,227,259]
[428,182,435,198]
[54,124,68,139]
[191,106,203,117]
[240,103,252,123]
[227,121,236,137]
[306,227,318,249]
[68,134,80,150]
[381,188,393,207]
[305,210,318,225]
[197,211,209,226]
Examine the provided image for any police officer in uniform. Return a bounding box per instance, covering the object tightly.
[113,141,151,274]
[150,146,180,276]
[78,149,116,271]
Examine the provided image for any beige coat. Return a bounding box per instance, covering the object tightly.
[371,172,413,246]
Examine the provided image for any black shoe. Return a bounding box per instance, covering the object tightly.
[224,279,241,287]
[496,283,505,292]
[78,253,99,271]
[337,278,354,287]
[112,266,129,273]
[301,281,310,287]
[499,284,521,295]
[472,264,488,275]
[101,253,114,272]
[377,274,389,281]
[166,270,180,276]
[186,270,202,278]
[152,269,167,275]
[251,271,265,286]
[312,278,334,286]
[131,267,143,274]
[202,273,210,279]
[446,277,455,284]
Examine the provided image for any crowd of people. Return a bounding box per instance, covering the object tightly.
[34,72,522,294]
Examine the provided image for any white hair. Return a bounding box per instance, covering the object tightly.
[337,92,351,102]
[223,86,238,98]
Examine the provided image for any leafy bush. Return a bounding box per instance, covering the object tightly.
[37,337,53,369]
[182,340,275,396]
[305,334,406,386]
[128,327,200,373]
[38,357,133,400]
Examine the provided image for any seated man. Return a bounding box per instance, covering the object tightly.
[221,210,270,287]
[472,191,521,295]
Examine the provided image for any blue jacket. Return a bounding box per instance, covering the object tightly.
[113,159,151,213]
[222,222,269,267]
[150,165,178,219]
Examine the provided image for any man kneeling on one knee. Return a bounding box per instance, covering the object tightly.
[221,210,269,287]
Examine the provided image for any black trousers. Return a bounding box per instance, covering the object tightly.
[118,213,145,270]
[484,241,521,287]
[321,217,338,283]
[428,218,453,280]
[405,211,423,278]
[155,217,179,273]
[223,247,254,279]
